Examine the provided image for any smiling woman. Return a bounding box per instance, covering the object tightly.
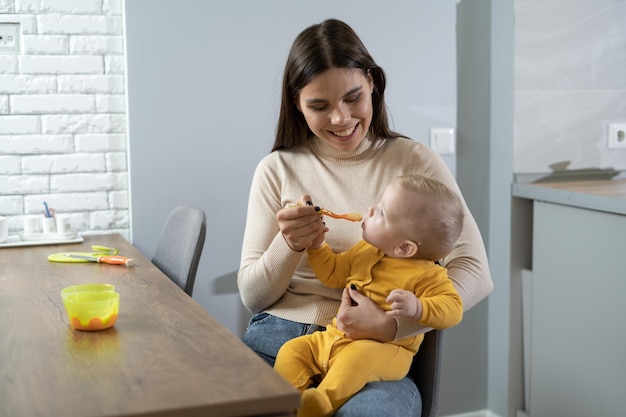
[237,18,493,417]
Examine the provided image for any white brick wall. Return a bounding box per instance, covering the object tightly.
[0,0,129,240]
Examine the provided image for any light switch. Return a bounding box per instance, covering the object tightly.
[429,128,455,154]
[0,23,20,54]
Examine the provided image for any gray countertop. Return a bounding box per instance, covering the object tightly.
[512,179,626,216]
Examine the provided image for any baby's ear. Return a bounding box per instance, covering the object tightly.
[394,240,418,258]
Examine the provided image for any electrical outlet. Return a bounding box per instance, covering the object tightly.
[607,123,626,149]
[0,23,19,54]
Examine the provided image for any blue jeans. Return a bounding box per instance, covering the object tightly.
[242,313,421,417]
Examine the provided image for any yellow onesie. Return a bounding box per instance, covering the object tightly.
[274,240,463,417]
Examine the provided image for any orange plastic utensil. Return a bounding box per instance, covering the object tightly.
[317,208,362,222]
[68,254,135,266]
[288,203,362,222]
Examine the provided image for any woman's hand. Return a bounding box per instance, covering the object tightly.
[336,286,396,342]
[386,289,422,320]
[276,194,327,252]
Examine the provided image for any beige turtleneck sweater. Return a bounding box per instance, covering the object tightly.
[238,136,493,339]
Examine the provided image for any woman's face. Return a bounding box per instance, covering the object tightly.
[297,67,374,152]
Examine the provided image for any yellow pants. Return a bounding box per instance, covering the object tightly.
[274,325,414,417]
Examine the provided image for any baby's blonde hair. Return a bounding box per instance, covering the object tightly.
[394,174,464,261]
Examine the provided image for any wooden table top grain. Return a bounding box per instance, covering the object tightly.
[0,233,298,417]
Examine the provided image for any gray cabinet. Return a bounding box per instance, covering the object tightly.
[530,201,625,417]
[514,179,626,417]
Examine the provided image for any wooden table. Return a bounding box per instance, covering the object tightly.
[0,234,299,417]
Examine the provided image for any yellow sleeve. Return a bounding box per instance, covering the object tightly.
[307,243,357,289]
[416,267,464,329]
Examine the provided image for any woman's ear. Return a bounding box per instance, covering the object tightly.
[394,240,418,258]
[367,69,374,93]
[294,94,302,113]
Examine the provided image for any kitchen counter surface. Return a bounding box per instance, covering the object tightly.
[512,178,626,215]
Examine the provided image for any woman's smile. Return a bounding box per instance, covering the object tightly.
[332,125,357,138]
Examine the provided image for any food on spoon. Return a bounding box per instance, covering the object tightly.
[316,208,362,222]
[288,203,362,222]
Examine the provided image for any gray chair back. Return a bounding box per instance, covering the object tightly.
[151,206,206,296]
[409,329,444,417]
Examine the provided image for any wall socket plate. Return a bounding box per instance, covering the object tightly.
[607,123,626,149]
[429,128,455,154]
[0,23,20,54]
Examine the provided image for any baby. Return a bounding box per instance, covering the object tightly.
[274,174,465,417]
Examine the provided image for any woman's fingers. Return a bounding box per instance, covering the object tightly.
[336,287,395,342]
[276,194,324,251]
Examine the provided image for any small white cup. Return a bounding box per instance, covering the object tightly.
[24,216,40,234]
[56,216,70,233]
[0,217,8,243]
[42,217,57,234]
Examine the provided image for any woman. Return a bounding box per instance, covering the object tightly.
[238,18,493,417]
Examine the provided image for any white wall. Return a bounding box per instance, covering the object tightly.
[514,0,626,175]
[0,0,129,239]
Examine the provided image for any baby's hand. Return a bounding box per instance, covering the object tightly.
[386,289,422,320]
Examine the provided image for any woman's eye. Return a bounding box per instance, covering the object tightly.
[309,105,327,112]
[345,94,361,104]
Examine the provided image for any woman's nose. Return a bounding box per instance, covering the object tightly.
[330,104,350,125]
[367,206,375,217]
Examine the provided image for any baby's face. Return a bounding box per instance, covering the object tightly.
[361,182,412,256]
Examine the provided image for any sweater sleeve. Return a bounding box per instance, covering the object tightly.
[237,157,305,314]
